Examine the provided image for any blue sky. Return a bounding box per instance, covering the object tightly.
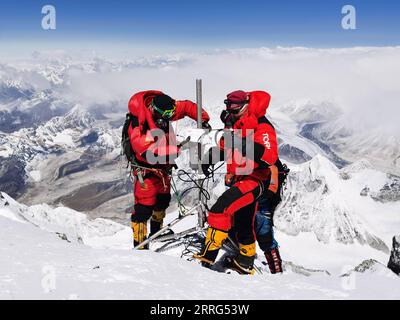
[0,0,399,53]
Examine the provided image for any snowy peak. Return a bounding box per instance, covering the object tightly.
[276,155,395,252]
[341,259,398,278]
[0,108,121,199]
[0,80,34,103]
[33,107,96,145]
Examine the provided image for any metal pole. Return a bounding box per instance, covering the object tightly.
[196,79,203,166]
[196,79,202,129]
[195,79,206,228]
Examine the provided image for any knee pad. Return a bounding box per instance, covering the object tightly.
[131,204,153,223]
[155,193,171,211]
[151,209,166,223]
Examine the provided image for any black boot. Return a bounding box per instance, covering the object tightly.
[149,219,162,237]
[199,250,220,269]
[265,248,283,274]
[230,254,255,275]
[149,219,174,239]
[225,243,256,275]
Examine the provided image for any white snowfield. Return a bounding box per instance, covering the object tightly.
[1,189,399,300]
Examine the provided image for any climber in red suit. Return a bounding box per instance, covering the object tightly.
[194,90,278,274]
[127,90,210,248]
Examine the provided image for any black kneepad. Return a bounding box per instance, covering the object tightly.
[155,193,171,211]
[131,204,153,222]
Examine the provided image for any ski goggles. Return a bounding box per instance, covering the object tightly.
[151,101,176,119]
[223,99,249,113]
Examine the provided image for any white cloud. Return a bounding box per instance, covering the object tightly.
[2,46,400,135]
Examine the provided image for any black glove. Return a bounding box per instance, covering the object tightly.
[201,163,213,177]
[202,121,212,130]
[165,163,178,175]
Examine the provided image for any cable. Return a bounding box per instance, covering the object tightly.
[175,161,224,211]
[150,163,225,257]
[170,174,188,216]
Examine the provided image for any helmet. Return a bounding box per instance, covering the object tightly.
[151,94,176,120]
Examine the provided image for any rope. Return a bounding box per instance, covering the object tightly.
[170,173,188,216]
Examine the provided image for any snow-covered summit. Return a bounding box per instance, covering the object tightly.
[1,191,399,300]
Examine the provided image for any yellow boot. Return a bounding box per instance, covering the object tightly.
[132,221,148,249]
[193,228,228,266]
[230,243,256,275]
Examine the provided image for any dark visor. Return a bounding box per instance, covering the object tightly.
[224,99,249,105]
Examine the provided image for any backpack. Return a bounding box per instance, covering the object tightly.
[275,158,290,202]
[121,113,135,163]
[259,158,290,216]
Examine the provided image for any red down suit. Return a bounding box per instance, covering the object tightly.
[128,90,209,220]
[207,91,278,247]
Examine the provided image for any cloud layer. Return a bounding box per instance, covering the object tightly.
[2,46,400,135]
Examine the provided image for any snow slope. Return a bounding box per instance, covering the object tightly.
[1,192,399,300]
